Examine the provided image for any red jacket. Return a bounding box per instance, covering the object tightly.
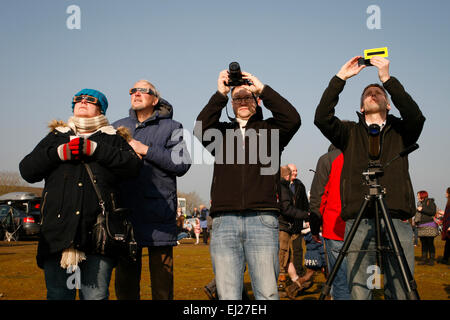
[310,147,346,240]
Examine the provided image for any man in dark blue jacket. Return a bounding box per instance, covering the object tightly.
[113,79,191,300]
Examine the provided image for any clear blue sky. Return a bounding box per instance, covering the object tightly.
[1,0,449,209]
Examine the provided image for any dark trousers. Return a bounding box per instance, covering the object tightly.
[420,236,435,257]
[114,246,173,300]
[291,234,304,275]
[444,239,450,260]
[202,228,209,244]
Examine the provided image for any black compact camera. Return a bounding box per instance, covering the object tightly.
[225,62,252,87]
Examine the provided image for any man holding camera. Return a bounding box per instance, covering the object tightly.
[314,56,425,299]
[195,66,301,299]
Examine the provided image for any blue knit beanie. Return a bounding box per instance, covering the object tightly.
[72,89,108,114]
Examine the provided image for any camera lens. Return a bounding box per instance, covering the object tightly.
[229,62,241,72]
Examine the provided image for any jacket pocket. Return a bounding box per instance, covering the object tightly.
[211,215,222,232]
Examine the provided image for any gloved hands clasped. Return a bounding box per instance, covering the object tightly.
[57,137,97,161]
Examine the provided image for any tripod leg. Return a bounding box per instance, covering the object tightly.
[374,202,383,273]
[319,197,370,300]
[377,197,420,300]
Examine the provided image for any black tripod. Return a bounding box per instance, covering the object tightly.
[319,159,420,300]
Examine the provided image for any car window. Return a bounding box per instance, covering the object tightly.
[0,205,10,217]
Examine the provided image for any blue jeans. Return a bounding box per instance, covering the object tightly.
[210,212,279,300]
[177,232,189,241]
[43,254,115,300]
[345,218,414,300]
[324,238,351,300]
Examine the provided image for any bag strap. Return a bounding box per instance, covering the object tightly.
[83,162,106,215]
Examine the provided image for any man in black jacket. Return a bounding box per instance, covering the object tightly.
[314,56,425,299]
[287,163,309,278]
[278,165,311,299]
[195,69,301,299]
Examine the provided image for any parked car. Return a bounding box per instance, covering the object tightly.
[0,192,42,240]
[0,205,40,240]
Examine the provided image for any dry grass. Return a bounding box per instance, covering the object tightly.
[0,237,448,300]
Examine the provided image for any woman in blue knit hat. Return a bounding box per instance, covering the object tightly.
[19,89,142,300]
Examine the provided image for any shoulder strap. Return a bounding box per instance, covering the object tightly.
[83,162,106,215]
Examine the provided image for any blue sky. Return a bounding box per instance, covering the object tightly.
[1,0,449,209]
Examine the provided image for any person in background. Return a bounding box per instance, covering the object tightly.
[438,187,450,265]
[199,204,209,244]
[278,165,311,299]
[287,163,310,278]
[192,207,200,218]
[415,190,439,266]
[309,145,351,300]
[193,216,201,245]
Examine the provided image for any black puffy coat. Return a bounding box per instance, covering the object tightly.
[19,124,142,267]
[416,198,437,224]
[279,179,310,234]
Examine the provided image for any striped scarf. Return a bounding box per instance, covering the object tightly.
[67,114,113,134]
[60,114,113,269]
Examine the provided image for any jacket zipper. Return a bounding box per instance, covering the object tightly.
[40,192,48,225]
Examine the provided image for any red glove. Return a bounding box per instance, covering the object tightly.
[68,137,83,159]
[57,137,97,161]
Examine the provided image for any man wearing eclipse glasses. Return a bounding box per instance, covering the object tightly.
[113,80,191,300]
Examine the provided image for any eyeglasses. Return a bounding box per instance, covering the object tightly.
[232,96,254,104]
[73,95,99,105]
[129,87,156,96]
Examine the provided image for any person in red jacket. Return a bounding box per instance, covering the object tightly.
[310,145,351,300]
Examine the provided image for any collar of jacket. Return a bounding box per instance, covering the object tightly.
[291,179,303,189]
[356,111,396,132]
[280,178,291,188]
[129,97,174,125]
[48,119,116,136]
[230,105,264,128]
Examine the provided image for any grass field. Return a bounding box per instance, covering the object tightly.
[0,237,448,300]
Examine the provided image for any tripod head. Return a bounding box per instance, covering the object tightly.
[362,160,385,196]
[362,143,419,197]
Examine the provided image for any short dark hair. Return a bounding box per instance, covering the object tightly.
[360,83,389,107]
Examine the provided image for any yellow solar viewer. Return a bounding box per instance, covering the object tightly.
[358,47,389,66]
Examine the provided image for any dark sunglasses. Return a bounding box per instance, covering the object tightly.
[73,95,99,105]
[129,87,156,96]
